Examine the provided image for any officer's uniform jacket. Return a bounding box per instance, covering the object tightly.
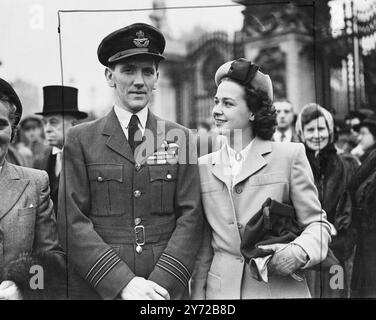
[58,108,203,300]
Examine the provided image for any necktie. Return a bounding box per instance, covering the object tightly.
[128,114,142,154]
[55,151,62,177]
[280,132,286,142]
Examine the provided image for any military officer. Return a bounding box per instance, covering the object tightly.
[58,23,203,300]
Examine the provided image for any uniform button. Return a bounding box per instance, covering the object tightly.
[133,190,141,198]
[97,176,103,182]
[166,173,172,180]
[235,187,243,194]
[237,222,243,229]
[135,163,141,171]
[239,257,244,263]
[134,217,142,225]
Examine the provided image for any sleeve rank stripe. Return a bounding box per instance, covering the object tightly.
[161,253,191,278]
[85,248,114,280]
[93,257,122,289]
[88,252,118,286]
[159,257,190,283]
[156,263,187,288]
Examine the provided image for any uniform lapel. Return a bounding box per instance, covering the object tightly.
[233,137,272,187]
[210,145,232,191]
[102,108,134,163]
[0,161,29,220]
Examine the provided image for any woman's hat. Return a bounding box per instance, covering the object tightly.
[353,115,376,133]
[19,116,43,130]
[214,58,273,100]
[0,78,23,126]
[35,85,88,119]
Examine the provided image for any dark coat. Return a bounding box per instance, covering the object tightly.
[34,147,59,214]
[305,144,359,298]
[57,108,203,300]
[350,144,376,298]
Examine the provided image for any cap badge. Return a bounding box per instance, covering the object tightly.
[133,30,150,48]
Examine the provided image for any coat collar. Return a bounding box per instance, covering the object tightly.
[102,107,165,165]
[210,136,272,188]
[0,161,30,220]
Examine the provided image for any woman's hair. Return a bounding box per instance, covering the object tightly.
[0,92,18,140]
[220,77,277,140]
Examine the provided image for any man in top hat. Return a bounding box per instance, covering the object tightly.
[34,85,87,214]
[58,23,203,300]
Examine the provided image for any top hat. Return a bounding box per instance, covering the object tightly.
[0,78,23,127]
[97,23,166,67]
[214,58,273,101]
[35,86,88,119]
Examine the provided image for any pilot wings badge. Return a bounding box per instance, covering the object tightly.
[133,30,150,48]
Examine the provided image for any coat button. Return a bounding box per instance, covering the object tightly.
[166,173,172,180]
[135,163,141,171]
[134,217,142,225]
[133,190,141,198]
[235,187,242,194]
[237,222,243,229]
[97,176,103,182]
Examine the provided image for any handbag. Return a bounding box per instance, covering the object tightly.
[240,197,339,272]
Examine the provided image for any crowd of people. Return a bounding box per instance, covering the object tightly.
[1,21,376,300]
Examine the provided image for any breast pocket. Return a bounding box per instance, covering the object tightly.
[247,171,288,187]
[149,165,178,214]
[87,164,124,216]
[200,181,224,193]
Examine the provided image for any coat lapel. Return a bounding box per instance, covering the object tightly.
[0,161,29,220]
[210,145,232,190]
[233,137,272,187]
[102,108,134,163]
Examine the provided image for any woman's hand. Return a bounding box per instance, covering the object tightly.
[258,243,309,277]
[0,280,23,300]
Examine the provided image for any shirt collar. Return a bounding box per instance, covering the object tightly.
[225,138,254,163]
[114,105,148,130]
[274,127,292,140]
[52,146,63,155]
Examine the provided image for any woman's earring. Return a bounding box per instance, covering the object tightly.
[249,114,255,121]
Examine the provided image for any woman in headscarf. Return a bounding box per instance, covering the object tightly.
[0,78,59,300]
[191,59,331,299]
[295,103,359,298]
[350,116,376,297]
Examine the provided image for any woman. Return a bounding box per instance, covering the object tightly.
[350,116,376,297]
[0,78,59,300]
[295,104,359,298]
[191,59,331,299]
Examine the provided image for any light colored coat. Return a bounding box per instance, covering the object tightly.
[0,161,59,272]
[191,137,331,299]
